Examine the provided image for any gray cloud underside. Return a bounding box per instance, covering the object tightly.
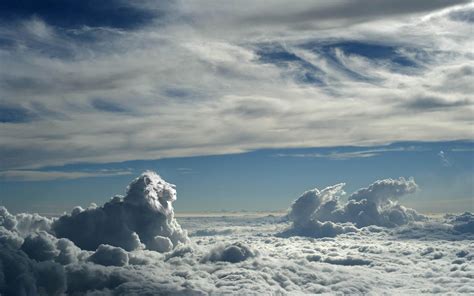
[0,2,473,170]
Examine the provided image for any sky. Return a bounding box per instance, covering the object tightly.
[0,0,473,214]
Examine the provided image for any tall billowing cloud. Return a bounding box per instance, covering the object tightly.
[52,171,188,251]
[283,177,424,237]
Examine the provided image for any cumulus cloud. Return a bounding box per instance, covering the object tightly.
[279,220,358,238]
[0,175,473,295]
[446,212,474,234]
[283,177,424,238]
[202,242,257,263]
[88,244,129,267]
[348,177,418,206]
[21,231,59,261]
[52,171,188,251]
[0,206,52,237]
[0,243,67,295]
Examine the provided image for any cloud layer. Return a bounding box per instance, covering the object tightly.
[0,171,473,294]
[0,1,472,172]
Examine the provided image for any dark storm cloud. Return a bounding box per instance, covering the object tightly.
[0,244,67,295]
[0,0,162,29]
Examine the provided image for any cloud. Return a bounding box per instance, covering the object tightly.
[348,177,418,206]
[0,206,52,236]
[283,177,424,237]
[0,169,133,181]
[52,171,188,251]
[402,96,471,110]
[88,244,129,266]
[0,239,67,295]
[190,228,234,237]
[438,150,452,167]
[20,231,59,261]
[274,146,423,160]
[202,242,257,263]
[279,220,358,238]
[446,212,474,234]
[0,2,472,171]
[0,171,473,294]
[323,256,372,266]
[146,236,173,253]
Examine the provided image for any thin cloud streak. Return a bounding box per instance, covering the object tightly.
[274,146,425,160]
[0,169,133,181]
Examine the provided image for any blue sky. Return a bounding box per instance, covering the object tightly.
[0,1,472,214]
[1,141,472,214]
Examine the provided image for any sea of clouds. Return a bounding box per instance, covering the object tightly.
[0,171,473,295]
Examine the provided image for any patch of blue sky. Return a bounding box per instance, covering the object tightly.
[1,140,472,214]
[255,43,326,86]
[163,88,204,102]
[300,40,426,79]
[90,98,127,113]
[0,0,157,30]
[0,104,35,123]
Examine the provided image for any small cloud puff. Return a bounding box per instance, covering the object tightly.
[202,242,257,263]
[88,244,129,266]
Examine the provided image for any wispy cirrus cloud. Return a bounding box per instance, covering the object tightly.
[0,1,472,171]
[274,146,424,160]
[0,169,132,181]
